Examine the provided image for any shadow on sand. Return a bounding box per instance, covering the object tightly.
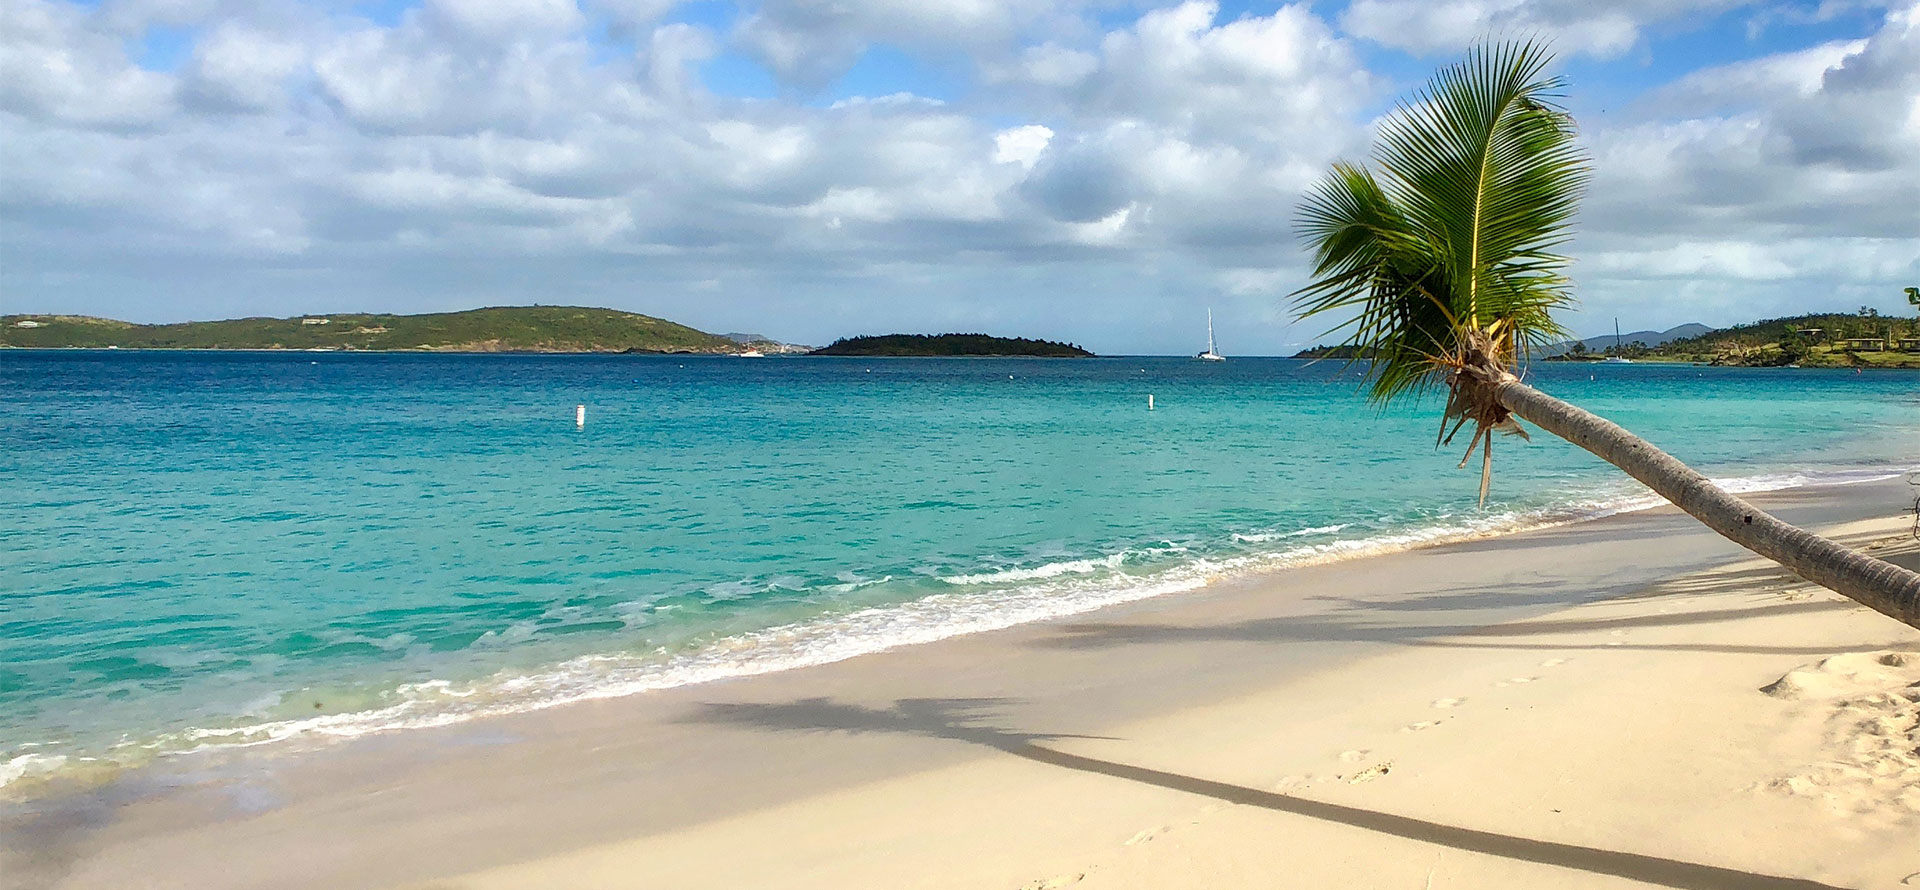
[1032,553,1915,658]
[693,696,1845,890]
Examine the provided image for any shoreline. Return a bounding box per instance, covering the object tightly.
[4,465,1909,797]
[6,475,1918,889]
[15,346,1918,366]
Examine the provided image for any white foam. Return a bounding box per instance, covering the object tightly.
[1233,523,1352,544]
[1,752,69,788]
[6,462,1910,791]
[941,551,1131,585]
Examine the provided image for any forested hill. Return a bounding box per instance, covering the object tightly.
[0,307,742,354]
[1625,311,1918,367]
[810,334,1093,357]
[1298,311,1918,367]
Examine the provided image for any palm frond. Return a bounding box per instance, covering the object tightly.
[1291,40,1588,401]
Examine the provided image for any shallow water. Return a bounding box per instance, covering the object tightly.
[2,351,1914,788]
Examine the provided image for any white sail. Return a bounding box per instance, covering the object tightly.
[1197,308,1225,361]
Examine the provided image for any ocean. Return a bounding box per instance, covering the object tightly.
[2,351,1915,791]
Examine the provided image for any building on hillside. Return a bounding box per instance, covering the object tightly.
[13,320,43,328]
[301,317,330,325]
[1792,328,1824,341]
[1842,337,1886,351]
[1897,337,1920,352]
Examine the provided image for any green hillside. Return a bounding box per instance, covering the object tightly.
[1632,311,1919,368]
[0,306,741,354]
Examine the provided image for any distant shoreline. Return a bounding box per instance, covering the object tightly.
[11,347,1920,366]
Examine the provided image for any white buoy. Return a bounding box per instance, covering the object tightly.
[575,405,586,427]
[1148,393,1155,411]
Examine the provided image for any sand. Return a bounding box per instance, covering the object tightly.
[6,478,1919,890]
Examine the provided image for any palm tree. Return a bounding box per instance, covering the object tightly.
[1291,42,1920,629]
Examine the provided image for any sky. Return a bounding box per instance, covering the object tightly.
[1,0,1916,354]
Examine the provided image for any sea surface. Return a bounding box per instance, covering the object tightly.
[3,351,1916,791]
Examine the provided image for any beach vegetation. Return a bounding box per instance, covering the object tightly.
[1292,42,1920,628]
[1633,311,1920,367]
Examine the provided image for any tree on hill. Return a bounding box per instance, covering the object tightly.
[1292,42,1918,628]
[811,334,1093,357]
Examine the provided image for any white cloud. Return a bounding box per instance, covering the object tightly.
[423,0,585,43]
[734,0,1037,90]
[728,0,1146,93]
[1339,0,1748,58]
[182,23,308,112]
[0,0,1915,351]
[1641,38,1864,114]
[992,124,1052,167]
[0,0,178,128]
[1564,3,1920,332]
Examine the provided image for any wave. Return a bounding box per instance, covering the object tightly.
[940,551,1134,585]
[4,463,1908,795]
[1233,523,1352,544]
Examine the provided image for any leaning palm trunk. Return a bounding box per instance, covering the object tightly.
[1485,373,1920,628]
[1293,42,1920,631]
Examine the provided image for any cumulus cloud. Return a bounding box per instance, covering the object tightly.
[1339,0,1748,58]
[180,22,308,112]
[992,124,1052,168]
[0,0,179,128]
[1569,3,1920,327]
[734,0,1038,90]
[0,0,1913,351]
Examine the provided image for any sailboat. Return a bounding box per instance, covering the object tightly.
[1602,318,1632,364]
[1196,309,1226,361]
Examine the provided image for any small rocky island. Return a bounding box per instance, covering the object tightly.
[811,334,1093,357]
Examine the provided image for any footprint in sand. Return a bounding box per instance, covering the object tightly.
[1124,827,1163,846]
[1022,875,1084,889]
[1347,761,1392,784]
[1760,649,1920,831]
[1431,697,1466,709]
[1402,720,1442,732]
[1339,748,1371,763]
[1540,658,1567,668]
[1272,774,1314,793]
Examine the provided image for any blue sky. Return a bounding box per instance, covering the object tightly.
[2,0,1916,353]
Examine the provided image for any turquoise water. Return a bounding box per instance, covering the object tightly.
[2,352,1915,787]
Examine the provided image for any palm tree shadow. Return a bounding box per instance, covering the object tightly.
[693,697,1842,890]
[1033,598,1864,656]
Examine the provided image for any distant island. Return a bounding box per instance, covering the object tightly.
[1291,344,1369,360]
[811,334,1093,357]
[1297,323,1713,360]
[1,307,761,354]
[1549,311,1918,368]
[1297,311,1917,368]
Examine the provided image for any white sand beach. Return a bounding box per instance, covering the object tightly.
[6,478,1918,890]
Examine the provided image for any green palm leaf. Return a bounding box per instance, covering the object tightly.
[1290,42,1920,626]
[1293,41,1588,400]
